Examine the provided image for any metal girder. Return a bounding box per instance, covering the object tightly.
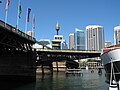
[0,20,36,52]
[0,30,33,51]
[36,49,101,67]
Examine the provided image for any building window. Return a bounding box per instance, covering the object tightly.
[60,37,62,40]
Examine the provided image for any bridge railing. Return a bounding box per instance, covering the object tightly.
[0,20,36,42]
[35,48,101,53]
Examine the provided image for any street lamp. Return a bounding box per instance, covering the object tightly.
[0,1,2,3]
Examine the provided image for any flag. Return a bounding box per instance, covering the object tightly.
[6,0,10,11]
[27,8,31,22]
[32,15,35,29]
[18,2,22,18]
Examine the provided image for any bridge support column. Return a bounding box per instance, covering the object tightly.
[41,65,44,75]
[56,62,59,72]
[49,63,53,75]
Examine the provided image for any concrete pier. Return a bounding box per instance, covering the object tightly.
[0,50,36,82]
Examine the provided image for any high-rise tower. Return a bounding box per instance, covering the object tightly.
[86,25,104,51]
[52,22,68,50]
[74,28,85,50]
[69,33,74,49]
[114,25,120,45]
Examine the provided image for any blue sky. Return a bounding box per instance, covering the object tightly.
[0,0,120,44]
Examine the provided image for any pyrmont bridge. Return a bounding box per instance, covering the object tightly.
[0,20,101,81]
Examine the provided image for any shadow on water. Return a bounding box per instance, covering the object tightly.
[0,81,36,90]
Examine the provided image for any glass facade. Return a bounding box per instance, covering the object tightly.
[74,28,85,50]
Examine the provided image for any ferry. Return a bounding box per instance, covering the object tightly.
[100,45,120,83]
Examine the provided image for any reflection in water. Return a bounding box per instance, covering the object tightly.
[35,69,109,90]
[0,69,109,90]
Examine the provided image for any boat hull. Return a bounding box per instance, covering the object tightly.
[104,61,120,83]
[101,48,120,83]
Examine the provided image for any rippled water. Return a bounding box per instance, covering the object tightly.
[2,69,109,90]
[35,69,109,90]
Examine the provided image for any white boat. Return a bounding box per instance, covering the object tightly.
[101,45,120,83]
[65,68,82,74]
[86,66,88,70]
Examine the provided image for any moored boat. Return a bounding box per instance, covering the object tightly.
[65,68,82,74]
[101,45,120,83]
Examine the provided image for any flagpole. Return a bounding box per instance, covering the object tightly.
[32,14,35,37]
[16,0,20,29]
[32,25,34,37]
[5,10,8,27]
[5,0,10,27]
[25,8,28,33]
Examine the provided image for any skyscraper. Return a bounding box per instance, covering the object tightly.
[86,25,104,51]
[114,25,120,45]
[74,28,85,50]
[69,33,74,49]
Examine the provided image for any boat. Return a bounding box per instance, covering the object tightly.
[109,58,118,90]
[65,68,82,75]
[100,45,120,83]
[86,66,88,70]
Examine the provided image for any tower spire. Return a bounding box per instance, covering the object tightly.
[56,21,60,35]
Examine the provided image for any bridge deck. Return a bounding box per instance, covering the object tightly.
[37,49,101,54]
[0,20,36,43]
[0,20,36,51]
[36,49,101,62]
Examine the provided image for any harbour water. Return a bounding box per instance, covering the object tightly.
[2,69,109,90]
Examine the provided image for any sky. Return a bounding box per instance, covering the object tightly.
[0,0,120,45]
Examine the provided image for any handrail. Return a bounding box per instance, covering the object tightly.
[0,20,36,43]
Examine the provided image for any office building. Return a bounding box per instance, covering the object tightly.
[86,25,104,51]
[114,25,120,45]
[74,28,85,50]
[69,33,74,49]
